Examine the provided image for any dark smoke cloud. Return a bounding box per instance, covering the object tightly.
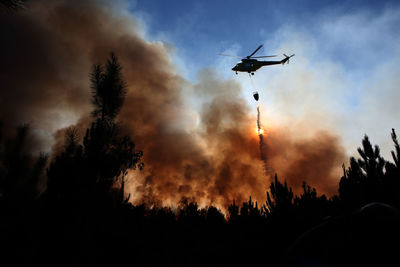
[263,129,346,195]
[121,68,267,208]
[1,0,346,209]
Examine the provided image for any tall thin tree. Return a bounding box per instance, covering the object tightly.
[90,52,126,122]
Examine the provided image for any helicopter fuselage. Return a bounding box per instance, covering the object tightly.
[232,58,284,74]
[222,44,293,75]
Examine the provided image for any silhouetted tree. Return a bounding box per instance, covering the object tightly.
[264,174,294,217]
[46,53,142,209]
[91,52,126,122]
[237,196,264,226]
[227,200,239,222]
[294,181,333,228]
[384,129,400,177]
[178,199,202,225]
[339,135,387,210]
[382,129,400,207]
[357,135,385,181]
[389,129,400,168]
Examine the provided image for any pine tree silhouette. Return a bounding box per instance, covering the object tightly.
[91,52,126,123]
[389,129,400,168]
[264,174,294,217]
[338,131,400,212]
[46,53,142,209]
[382,129,400,207]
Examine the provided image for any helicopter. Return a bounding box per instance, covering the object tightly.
[220,45,294,75]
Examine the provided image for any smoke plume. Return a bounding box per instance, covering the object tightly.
[1,0,346,209]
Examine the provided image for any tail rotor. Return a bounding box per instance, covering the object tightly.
[282,54,295,64]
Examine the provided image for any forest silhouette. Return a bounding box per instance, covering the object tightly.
[1,52,400,266]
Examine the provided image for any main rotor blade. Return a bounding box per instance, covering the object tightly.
[219,54,242,58]
[251,55,277,58]
[248,45,263,58]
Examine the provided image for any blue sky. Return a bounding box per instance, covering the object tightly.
[132,0,399,77]
[129,0,400,158]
